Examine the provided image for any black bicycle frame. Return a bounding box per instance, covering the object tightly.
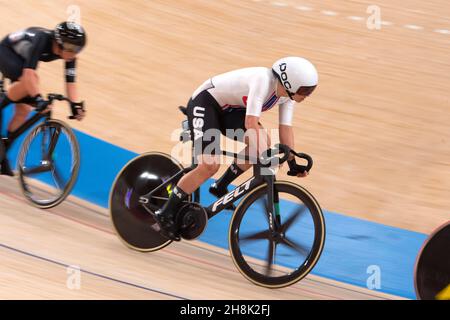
[1,75,52,151]
[141,149,280,225]
[3,111,51,150]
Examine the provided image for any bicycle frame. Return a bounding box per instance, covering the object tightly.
[4,111,51,150]
[139,149,282,228]
[1,75,53,151]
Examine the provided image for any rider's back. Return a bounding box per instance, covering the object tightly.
[193,67,291,111]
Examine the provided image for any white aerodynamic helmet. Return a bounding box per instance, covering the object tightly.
[272,57,318,99]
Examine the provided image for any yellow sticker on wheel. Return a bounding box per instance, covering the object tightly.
[436,284,450,300]
[166,184,173,196]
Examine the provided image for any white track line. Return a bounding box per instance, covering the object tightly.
[295,5,313,12]
[271,1,288,7]
[347,16,364,21]
[404,24,424,30]
[261,1,447,35]
[321,10,339,16]
[434,29,450,34]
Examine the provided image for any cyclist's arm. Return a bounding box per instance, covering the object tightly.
[64,59,85,120]
[21,33,48,97]
[65,59,78,101]
[279,125,295,161]
[245,79,270,156]
[65,82,78,102]
[279,100,295,160]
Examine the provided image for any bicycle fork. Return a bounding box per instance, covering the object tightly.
[265,175,281,232]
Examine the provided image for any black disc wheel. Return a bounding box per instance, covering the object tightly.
[109,152,189,252]
[414,221,450,300]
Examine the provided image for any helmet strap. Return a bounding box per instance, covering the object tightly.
[287,90,295,100]
[273,69,296,100]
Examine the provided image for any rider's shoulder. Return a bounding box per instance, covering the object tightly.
[245,67,275,85]
[15,27,53,41]
[24,27,52,35]
[211,67,273,89]
[236,66,271,75]
[7,27,51,44]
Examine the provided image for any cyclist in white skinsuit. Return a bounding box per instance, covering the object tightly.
[153,57,319,241]
[192,66,295,126]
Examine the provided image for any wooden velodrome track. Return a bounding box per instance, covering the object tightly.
[0,0,448,299]
[0,176,401,299]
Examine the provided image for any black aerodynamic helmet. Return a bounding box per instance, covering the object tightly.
[54,21,87,53]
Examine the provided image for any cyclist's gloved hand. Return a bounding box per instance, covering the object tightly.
[287,158,309,177]
[70,101,85,120]
[34,94,50,112]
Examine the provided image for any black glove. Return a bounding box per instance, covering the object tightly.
[287,158,308,176]
[70,101,85,118]
[34,95,49,112]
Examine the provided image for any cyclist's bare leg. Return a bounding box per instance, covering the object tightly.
[178,154,221,194]
[7,70,39,101]
[0,81,26,111]
[0,71,39,176]
[8,103,32,133]
[5,71,40,133]
[0,100,31,176]
[6,82,28,102]
[154,155,220,240]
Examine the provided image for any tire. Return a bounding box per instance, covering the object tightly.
[414,221,450,300]
[109,152,190,252]
[17,119,80,209]
[229,181,325,288]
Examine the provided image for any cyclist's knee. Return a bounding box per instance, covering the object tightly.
[197,161,220,177]
[17,70,39,94]
[14,104,32,118]
[19,69,38,81]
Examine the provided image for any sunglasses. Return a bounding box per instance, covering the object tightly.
[59,43,82,54]
[286,85,317,100]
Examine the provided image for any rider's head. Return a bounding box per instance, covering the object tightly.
[54,21,87,60]
[272,57,318,102]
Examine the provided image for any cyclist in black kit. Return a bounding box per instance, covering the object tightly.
[0,21,87,176]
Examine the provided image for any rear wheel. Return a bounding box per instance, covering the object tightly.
[229,181,325,288]
[109,152,190,252]
[17,119,80,209]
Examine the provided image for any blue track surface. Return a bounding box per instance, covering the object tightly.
[2,104,426,299]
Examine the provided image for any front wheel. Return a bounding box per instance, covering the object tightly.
[17,119,80,209]
[229,181,325,288]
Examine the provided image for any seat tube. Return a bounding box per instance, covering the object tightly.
[273,176,281,225]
